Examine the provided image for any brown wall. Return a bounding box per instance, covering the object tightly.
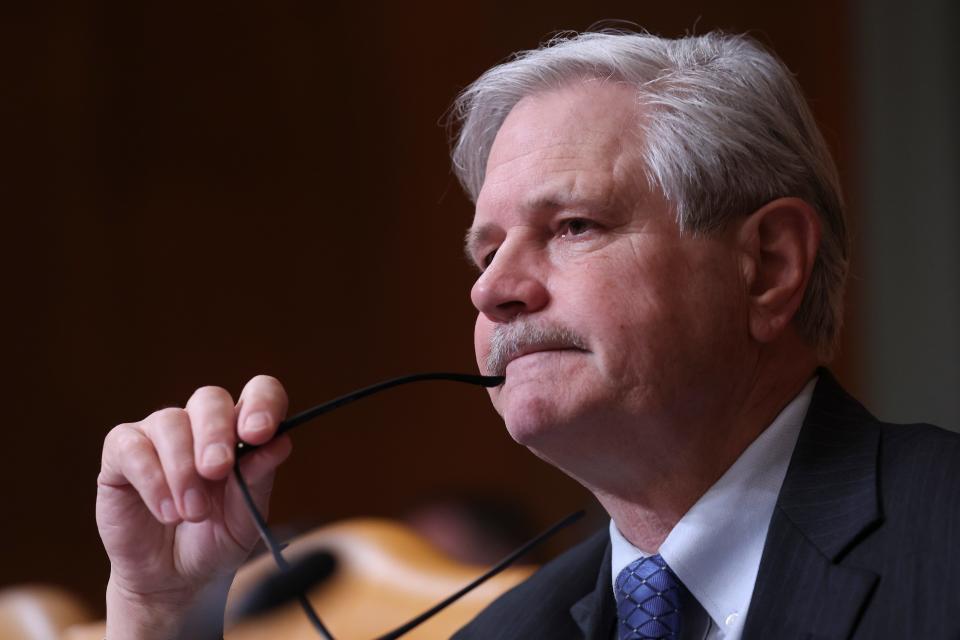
[2,1,858,612]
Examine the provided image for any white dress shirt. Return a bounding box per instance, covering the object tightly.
[610,377,817,639]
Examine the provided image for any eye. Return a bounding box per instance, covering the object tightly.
[559,218,595,238]
[481,248,497,269]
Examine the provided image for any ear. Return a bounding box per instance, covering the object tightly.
[736,197,821,345]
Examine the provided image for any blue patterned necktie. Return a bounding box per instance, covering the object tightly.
[614,554,687,640]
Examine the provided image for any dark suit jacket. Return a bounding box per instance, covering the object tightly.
[453,371,960,639]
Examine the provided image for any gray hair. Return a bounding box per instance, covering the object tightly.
[449,30,849,360]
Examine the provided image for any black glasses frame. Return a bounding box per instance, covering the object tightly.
[230,372,583,640]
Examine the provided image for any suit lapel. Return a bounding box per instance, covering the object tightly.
[742,371,882,639]
[569,541,616,639]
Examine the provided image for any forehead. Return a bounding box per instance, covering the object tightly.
[488,80,641,165]
[473,81,645,224]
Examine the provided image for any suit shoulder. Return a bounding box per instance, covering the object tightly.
[879,421,960,476]
[877,421,960,521]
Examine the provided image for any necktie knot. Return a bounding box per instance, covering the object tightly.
[614,554,686,640]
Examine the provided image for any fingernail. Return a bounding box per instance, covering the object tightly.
[244,412,272,435]
[160,498,179,523]
[202,443,231,469]
[184,488,209,520]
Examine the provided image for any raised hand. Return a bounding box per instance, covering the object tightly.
[96,375,293,639]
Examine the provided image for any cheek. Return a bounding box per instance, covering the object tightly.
[576,255,698,376]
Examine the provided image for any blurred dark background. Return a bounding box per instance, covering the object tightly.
[2,0,957,615]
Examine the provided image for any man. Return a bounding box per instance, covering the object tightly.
[96,31,960,639]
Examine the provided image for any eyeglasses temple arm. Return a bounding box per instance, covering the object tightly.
[374,510,585,640]
[235,373,504,459]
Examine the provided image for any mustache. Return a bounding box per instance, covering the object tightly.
[486,320,589,377]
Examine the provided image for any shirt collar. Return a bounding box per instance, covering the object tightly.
[610,377,817,637]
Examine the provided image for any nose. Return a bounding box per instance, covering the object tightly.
[470,241,549,323]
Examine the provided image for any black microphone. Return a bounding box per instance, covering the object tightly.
[174,550,338,640]
[231,550,339,621]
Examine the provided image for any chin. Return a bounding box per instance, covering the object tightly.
[499,393,572,448]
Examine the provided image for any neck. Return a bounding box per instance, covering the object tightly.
[588,348,818,552]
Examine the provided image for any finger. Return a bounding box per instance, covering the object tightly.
[143,408,210,522]
[185,385,237,481]
[225,434,293,541]
[100,424,180,524]
[238,433,293,489]
[236,375,288,445]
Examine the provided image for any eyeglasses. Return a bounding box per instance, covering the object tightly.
[231,372,583,640]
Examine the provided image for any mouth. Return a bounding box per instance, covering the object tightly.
[485,322,590,377]
[502,345,588,372]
